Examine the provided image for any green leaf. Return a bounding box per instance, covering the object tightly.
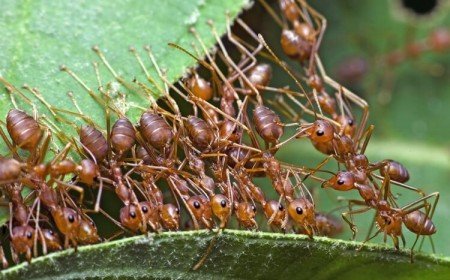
[0,0,250,228]
[0,0,250,147]
[1,230,449,279]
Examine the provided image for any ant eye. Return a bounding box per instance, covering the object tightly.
[296,207,303,215]
[252,205,256,212]
[337,179,345,185]
[175,208,180,214]
[348,119,354,126]
[142,206,148,213]
[220,200,227,207]
[26,231,33,239]
[193,201,201,209]
[129,211,136,218]
[278,204,284,211]
[68,214,75,223]
[316,130,325,136]
[49,230,54,235]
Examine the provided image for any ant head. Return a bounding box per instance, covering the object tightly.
[42,228,63,251]
[77,219,100,245]
[237,202,257,219]
[211,194,231,228]
[323,171,355,191]
[159,203,180,231]
[51,207,80,236]
[11,225,34,251]
[288,198,315,225]
[263,200,285,225]
[377,212,402,236]
[120,204,143,233]
[187,196,206,220]
[305,120,335,143]
[336,115,356,138]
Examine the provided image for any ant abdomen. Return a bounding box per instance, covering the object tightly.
[279,0,299,22]
[139,112,174,150]
[186,75,213,101]
[136,145,152,164]
[185,116,214,151]
[403,210,436,235]
[6,109,42,151]
[247,63,272,90]
[111,117,136,155]
[253,105,284,144]
[280,29,312,62]
[219,120,241,143]
[380,160,410,183]
[280,30,302,59]
[80,125,108,162]
[293,21,315,43]
[0,158,22,181]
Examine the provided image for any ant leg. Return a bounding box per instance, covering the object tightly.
[59,65,105,106]
[54,179,85,205]
[257,0,284,27]
[22,85,57,117]
[0,245,8,269]
[97,208,130,233]
[257,34,320,117]
[143,46,181,114]
[0,76,37,112]
[0,126,20,159]
[315,55,369,141]
[168,177,200,230]
[192,229,222,270]
[342,206,371,240]
[189,28,244,108]
[375,174,426,200]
